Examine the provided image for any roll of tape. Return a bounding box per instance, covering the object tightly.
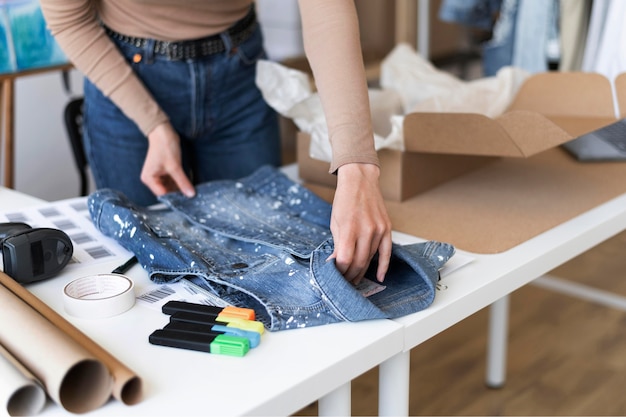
[63,274,135,319]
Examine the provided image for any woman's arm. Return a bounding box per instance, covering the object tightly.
[39,0,168,135]
[298,0,392,283]
[40,0,193,198]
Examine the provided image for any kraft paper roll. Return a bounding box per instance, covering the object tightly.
[0,272,143,406]
[0,283,112,414]
[0,345,46,416]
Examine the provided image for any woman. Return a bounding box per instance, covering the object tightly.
[40,0,392,284]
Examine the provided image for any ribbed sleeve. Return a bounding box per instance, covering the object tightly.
[298,0,379,172]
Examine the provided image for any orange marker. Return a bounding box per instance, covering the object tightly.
[161,300,255,321]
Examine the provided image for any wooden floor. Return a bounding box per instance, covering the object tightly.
[292,229,626,416]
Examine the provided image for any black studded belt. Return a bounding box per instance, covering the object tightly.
[103,5,257,61]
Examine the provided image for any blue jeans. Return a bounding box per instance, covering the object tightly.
[438,0,502,31]
[88,166,456,331]
[83,22,281,207]
[512,0,559,73]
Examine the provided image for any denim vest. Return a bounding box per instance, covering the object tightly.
[88,166,455,331]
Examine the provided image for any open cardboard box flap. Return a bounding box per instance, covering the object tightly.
[403,71,618,158]
[615,72,626,116]
[403,111,571,157]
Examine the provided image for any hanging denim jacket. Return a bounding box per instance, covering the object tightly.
[482,0,518,76]
[88,166,455,331]
[438,0,502,31]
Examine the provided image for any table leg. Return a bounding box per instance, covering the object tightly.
[533,274,626,311]
[379,350,410,416]
[485,295,509,388]
[318,381,351,416]
[1,78,14,188]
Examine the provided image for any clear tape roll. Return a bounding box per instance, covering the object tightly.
[63,274,135,319]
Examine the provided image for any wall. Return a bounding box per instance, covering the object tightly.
[256,0,303,62]
[12,68,86,201]
[357,0,468,62]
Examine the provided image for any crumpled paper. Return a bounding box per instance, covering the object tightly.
[256,42,530,163]
[255,60,405,162]
[381,43,530,117]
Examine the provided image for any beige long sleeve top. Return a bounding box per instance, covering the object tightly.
[40,0,379,172]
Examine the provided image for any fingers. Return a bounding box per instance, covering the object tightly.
[164,167,195,198]
[143,170,195,197]
[142,123,196,199]
[330,163,393,285]
[141,157,195,198]
[375,232,392,282]
[331,221,391,284]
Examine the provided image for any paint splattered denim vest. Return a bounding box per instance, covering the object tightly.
[88,166,455,331]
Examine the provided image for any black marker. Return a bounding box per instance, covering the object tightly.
[148,328,249,356]
[163,320,260,348]
[162,300,255,320]
[111,256,138,274]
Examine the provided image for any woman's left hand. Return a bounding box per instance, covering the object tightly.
[328,163,392,284]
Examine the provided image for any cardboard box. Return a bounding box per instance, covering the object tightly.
[298,72,626,254]
[298,71,622,202]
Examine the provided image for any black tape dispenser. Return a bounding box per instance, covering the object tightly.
[0,222,73,284]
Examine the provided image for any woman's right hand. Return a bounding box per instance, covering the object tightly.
[141,123,196,198]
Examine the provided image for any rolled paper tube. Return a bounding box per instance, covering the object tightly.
[0,344,46,416]
[0,283,112,413]
[0,272,143,406]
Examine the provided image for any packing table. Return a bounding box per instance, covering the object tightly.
[0,185,404,416]
[380,190,626,415]
[2,163,626,415]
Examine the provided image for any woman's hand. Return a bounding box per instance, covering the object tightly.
[329,163,392,284]
[141,123,195,198]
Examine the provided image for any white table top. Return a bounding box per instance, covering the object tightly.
[0,186,405,416]
[7,173,626,416]
[391,190,626,350]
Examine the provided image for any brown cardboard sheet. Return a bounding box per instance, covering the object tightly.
[306,147,626,254]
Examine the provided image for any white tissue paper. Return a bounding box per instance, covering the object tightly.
[255,43,530,163]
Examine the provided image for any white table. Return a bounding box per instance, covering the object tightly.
[0,186,405,416]
[5,179,626,416]
[379,191,626,416]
